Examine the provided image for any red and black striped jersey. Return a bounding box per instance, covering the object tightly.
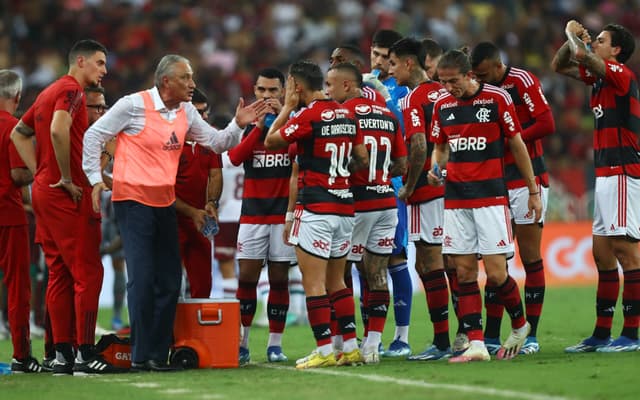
[499,66,553,188]
[399,81,447,204]
[431,83,522,209]
[580,61,640,178]
[343,96,406,212]
[279,99,362,216]
[229,124,292,224]
[362,86,387,107]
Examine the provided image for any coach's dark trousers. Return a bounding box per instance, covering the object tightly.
[113,200,181,364]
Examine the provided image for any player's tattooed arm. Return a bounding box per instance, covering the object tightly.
[398,133,427,200]
[13,120,35,137]
[551,41,581,80]
[576,45,606,78]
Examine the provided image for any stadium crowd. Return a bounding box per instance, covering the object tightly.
[0,0,639,374]
[2,0,640,221]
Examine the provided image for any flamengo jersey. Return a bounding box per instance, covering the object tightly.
[218,152,244,223]
[362,86,387,107]
[240,125,291,224]
[280,99,362,216]
[400,81,447,204]
[499,66,552,188]
[344,96,406,212]
[431,83,522,209]
[580,61,640,178]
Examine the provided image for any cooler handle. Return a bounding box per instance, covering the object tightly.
[197,309,222,326]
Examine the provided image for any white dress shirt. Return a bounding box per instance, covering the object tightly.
[83,86,243,186]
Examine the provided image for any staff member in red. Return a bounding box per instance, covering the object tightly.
[0,70,40,373]
[10,40,118,375]
[82,54,268,371]
[176,88,222,298]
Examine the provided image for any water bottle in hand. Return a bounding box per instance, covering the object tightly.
[201,215,219,240]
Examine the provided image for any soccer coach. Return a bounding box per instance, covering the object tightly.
[83,54,268,371]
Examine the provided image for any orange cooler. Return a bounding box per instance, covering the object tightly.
[171,298,240,369]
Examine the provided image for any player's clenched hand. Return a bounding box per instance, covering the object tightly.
[191,209,208,232]
[91,182,108,213]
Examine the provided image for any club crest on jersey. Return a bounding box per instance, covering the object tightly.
[476,107,491,123]
[428,90,440,101]
[321,109,336,122]
[355,104,372,115]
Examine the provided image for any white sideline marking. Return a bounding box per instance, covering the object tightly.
[160,389,192,395]
[198,395,225,400]
[259,364,572,400]
[130,382,161,388]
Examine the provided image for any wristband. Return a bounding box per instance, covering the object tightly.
[61,176,72,184]
[101,150,114,162]
[529,192,539,196]
[285,211,294,222]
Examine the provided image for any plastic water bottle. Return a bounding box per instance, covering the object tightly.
[201,215,219,240]
[264,113,276,128]
[0,362,11,375]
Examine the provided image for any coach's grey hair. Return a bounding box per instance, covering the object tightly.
[154,55,190,88]
[0,69,22,99]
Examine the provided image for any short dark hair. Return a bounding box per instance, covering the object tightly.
[469,41,501,68]
[337,43,364,58]
[256,68,285,87]
[604,23,636,63]
[328,62,363,88]
[68,39,107,66]
[422,38,443,59]
[437,49,472,74]
[389,37,427,70]
[84,85,105,95]
[192,87,208,104]
[372,30,403,49]
[289,60,324,91]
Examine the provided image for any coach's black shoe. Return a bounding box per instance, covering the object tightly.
[11,356,42,373]
[130,361,149,373]
[73,354,128,375]
[147,359,183,372]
